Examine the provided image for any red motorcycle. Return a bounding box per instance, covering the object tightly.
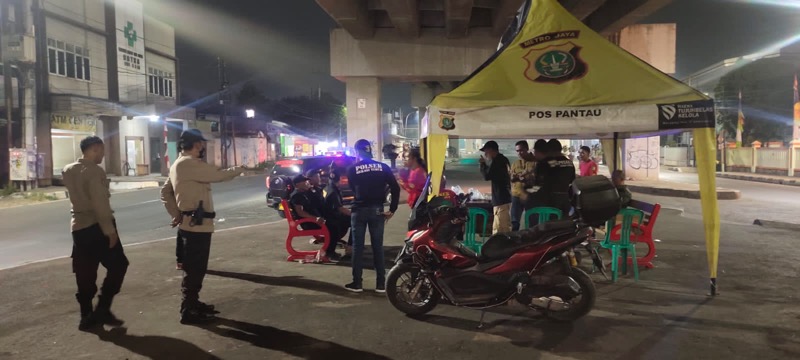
[387,175,619,322]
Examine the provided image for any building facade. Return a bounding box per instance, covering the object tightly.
[3,0,193,186]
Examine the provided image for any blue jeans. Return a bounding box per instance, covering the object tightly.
[350,206,386,287]
[511,196,524,231]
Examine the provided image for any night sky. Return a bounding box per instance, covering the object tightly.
[143,0,800,110]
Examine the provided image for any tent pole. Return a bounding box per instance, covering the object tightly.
[613,132,619,171]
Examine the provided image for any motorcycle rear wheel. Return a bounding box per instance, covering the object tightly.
[544,268,596,322]
[386,263,440,316]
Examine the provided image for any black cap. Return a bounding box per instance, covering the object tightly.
[179,129,208,147]
[479,140,499,152]
[354,139,373,158]
[533,139,548,152]
[547,139,563,153]
[292,174,310,184]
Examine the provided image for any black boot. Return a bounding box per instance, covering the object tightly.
[94,295,124,327]
[77,297,96,331]
[180,302,216,324]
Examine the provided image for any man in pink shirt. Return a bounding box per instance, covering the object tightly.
[578,146,598,177]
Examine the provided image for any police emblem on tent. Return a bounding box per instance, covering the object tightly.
[523,42,587,84]
[438,111,456,131]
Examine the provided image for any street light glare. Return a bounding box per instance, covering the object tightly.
[148,115,159,122]
[246,109,255,118]
[735,0,800,8]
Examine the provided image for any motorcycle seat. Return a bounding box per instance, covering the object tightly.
[480,220,576,261]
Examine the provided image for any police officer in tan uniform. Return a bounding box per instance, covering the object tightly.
[160,129,245,323]
[62,136,128,331]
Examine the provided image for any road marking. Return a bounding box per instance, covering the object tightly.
[0,220,284,271]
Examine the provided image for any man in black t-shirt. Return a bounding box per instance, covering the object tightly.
[479,140,512,234]
[344,139,400,293]
[530,139,576,219]
[289,175,326,229]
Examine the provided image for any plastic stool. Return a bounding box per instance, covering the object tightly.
[465,207,490,254]
[524,207,563,229]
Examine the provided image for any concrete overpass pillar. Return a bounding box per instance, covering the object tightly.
[345,77,382,151]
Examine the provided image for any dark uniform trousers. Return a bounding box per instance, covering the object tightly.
[178,230,212,309]
[71,223,129,311]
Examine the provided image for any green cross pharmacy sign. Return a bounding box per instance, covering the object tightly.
[123,21,137,47]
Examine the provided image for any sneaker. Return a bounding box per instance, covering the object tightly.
[326,253,342,262]
[344,282,363,293]
[180,308,216,324]
[176,263,183,270]
[309,238,323,245]
[375,284,386,294]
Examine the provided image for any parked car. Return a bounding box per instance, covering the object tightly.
[266,156,357,218]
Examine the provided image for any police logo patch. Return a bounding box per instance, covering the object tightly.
[438,111,456,131]
[523,41,587,84]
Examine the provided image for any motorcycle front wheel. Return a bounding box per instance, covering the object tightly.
[386,263,440,316]
[545,268,596,322]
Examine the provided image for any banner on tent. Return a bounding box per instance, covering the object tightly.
[657,100,715,130]
[428,100,714,138]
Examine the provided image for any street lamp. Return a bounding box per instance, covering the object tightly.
[245,109,255,118]
[148,115,160,122]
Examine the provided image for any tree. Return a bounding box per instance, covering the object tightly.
[713,56,796,144]
[236,81,268,109]
[264,92,345,139]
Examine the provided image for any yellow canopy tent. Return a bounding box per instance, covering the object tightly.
[423,0,720,295]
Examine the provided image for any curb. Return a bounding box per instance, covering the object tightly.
[753,219,800,231]
[628,185,741,200]
[717,173,800,187]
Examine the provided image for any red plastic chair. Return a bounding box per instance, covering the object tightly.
[607,200,661,269]
[280,199,331,263]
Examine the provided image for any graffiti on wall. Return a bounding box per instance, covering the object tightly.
[626,149,659,170]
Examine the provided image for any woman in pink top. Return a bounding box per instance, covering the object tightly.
[399,148,428,208]
[579,146,598,177]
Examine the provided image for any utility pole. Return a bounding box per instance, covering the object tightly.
[217,57,228,167]
[2,2,14,188]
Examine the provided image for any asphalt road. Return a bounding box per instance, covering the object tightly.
[0,175,278,270]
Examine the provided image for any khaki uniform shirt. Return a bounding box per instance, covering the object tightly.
[160,154,244,233]
[62,159,116,235]
[510,157,537,198]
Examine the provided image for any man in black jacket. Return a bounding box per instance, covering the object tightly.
[479,140,512,234]
[531,139,576,218]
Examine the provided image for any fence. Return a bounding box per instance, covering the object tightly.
[724,146,799,177]
[661,146,690,167]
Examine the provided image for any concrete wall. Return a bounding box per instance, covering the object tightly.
[330,28,497,81]
[616,24,676,180]
[144,15,175,57]
[617,24,676,75]
[43,0,106,27]
[45,17,109,99]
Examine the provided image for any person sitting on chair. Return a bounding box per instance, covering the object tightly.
[289,175,326,231]
[323,164,352,261]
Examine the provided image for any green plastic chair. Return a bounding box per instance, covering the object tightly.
[465,207,490,254]
[524,207,563,229]
[600,208,645,282]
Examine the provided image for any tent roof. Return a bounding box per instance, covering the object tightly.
[425,0,713,139]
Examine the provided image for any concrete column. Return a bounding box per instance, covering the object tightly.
[100,116,122,176]
[345,77,381,151]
